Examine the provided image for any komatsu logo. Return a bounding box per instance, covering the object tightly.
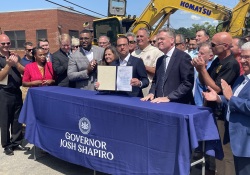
[180,1,212,16]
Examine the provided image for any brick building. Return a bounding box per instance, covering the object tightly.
[0,8,97,56]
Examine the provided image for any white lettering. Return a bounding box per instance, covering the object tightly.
[60,139,76,150]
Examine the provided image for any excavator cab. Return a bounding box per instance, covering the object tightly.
[108,0,127,17]
[93,0,135,45]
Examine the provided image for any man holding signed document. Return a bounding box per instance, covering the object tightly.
[97,36,149,97]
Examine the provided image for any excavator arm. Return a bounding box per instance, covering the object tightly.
[229,1,250,37]
[129,0,233,37]
[93,0,250,43]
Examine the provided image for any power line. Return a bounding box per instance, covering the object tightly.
[63,0,106,17]
[44,0,88,16]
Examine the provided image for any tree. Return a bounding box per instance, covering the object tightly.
[175,22,222,39]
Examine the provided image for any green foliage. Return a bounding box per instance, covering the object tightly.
[175,22,222,39]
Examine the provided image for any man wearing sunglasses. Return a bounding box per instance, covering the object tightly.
[175,34,187,51]
[0,33,28,155]
[192,32,240,175]
[20,42,34,67]
[125,32,137,53]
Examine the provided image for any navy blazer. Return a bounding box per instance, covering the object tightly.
[220,75,250,157]
[150,48,194,104]
[52,49,75,88]
[111,55,149,97]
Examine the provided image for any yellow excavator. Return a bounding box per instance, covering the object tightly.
[92,0,250,44]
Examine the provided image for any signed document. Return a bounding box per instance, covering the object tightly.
[116,66,132,91]
[97,66,116,91]
[0,73,8,85]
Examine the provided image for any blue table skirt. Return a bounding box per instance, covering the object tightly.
[19,86,223,175]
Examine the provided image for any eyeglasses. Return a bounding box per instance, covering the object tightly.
[1,42,11,46]
[116,44,128,47]
[62,44,71,47]
[211,43,226,47]
[240,55,250,60]
[175,42,183,46]
[129,41,136,44]
[72,45,79,49]
[26,49,33,52]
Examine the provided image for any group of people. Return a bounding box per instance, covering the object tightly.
[0,26,249,175]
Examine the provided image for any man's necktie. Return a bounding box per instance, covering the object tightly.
[158,55,167,96]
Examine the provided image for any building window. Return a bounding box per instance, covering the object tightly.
[5,30,26,49]
[36,29,47,43]
[69,30,79,38]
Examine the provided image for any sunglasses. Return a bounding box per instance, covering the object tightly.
[1,42,11,46]
[73,46,79,48]
[150,40,156,44]
[175,42,183,46]
[129,41,136,44]
[211,43,226,47]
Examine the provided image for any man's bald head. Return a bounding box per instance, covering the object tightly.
[0,34,11,53]
[0,34,10,41]
[213,32,232,46]
[211,32,232,58]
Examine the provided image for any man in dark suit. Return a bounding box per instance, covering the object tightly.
[141,28,194,104]
[52,33,75,88]
[111,36,149,97]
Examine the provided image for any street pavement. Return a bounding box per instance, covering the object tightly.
[0,129,97,175]
[0,130,210,175]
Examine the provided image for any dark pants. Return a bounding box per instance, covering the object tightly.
[234,156,250,175]
[0,89,23,148]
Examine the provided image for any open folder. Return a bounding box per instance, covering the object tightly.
[97,66,132,91]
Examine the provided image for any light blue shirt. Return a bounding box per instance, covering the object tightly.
[226,74,250,121]
[186,49,198,59]
[194,60,214,106]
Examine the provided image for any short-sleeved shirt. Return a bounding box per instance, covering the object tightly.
[131,44,163,95]
[206,53,240,117]
[208,54,239,92]
[0,55,22,90]
[20,56,33,67]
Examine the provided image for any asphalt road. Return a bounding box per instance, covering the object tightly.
[0,129,99,175]
[0,129,208,175]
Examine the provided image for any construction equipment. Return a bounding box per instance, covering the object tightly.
[93,0,250,44]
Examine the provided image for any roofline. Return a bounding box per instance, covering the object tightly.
[0,7,99,18]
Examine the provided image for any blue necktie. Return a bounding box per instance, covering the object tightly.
[158,55,167,97]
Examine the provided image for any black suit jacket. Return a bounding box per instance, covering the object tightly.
[149,48,194,104]
[52,49,75,88]
[111,55,149,97]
